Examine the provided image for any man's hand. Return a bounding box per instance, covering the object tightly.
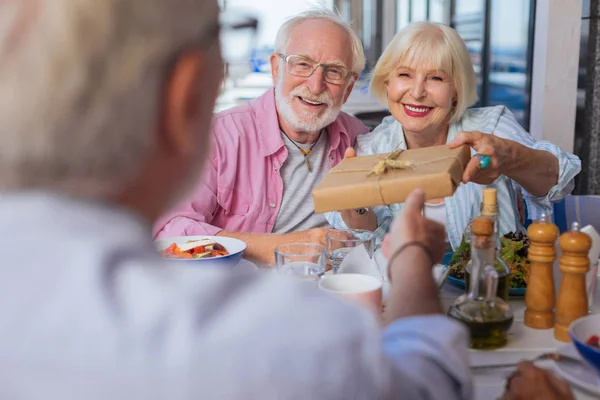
[501,361,574,400]
[292,227,331,246]
[383,189,445,266]
[383,189,447,321]
[285,227,352,247]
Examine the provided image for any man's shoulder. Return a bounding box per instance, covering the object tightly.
[212,89,277,140]
[188,270,379,345]
[212,103,257,139]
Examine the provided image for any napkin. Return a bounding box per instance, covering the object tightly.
[373,248,446,287]
[582,225,600,268]
[582,225,600,307]
[337,245,389,299]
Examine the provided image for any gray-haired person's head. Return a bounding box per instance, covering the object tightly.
[0,0,220,200]
[273,8,365,75]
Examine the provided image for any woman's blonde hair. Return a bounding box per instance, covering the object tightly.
[370,21,477,122]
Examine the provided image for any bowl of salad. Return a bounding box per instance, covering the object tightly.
[446,232,530,296]
[570,313,600,373]
[155,235,247,268]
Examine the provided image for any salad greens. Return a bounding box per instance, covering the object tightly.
[448,232,530,288]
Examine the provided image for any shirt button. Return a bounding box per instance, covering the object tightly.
[269,202,276,208]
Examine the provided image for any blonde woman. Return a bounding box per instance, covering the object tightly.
[326,21,581,251]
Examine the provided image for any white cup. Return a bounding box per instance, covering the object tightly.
[318,273,383,315]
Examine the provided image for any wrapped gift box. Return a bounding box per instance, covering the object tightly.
[312,144,471,213]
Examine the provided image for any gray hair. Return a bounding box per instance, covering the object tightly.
[273,8,365,75]
[0,0,216,197]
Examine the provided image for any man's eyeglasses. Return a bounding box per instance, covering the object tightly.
[220,11,259,64]
[277,53,352,85]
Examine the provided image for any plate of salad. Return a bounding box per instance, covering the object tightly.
[445,232,530,296]
[154,235,247,268]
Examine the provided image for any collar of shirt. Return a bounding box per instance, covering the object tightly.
[253,88,352,158]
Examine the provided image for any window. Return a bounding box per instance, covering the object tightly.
[488,0,533,126]
[451,0,534,128]
[397,0,410,30]
[452,0,485,105]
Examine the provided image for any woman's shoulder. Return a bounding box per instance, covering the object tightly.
[461,105,523,135]
[355,115,403,155]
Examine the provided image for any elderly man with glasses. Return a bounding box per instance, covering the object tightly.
[153,9,369,264]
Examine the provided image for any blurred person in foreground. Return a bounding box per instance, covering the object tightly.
[0,0,474,399]
[327,22,580,251]
[153,9,369,264]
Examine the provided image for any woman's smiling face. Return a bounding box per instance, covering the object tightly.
[385,65,456,135]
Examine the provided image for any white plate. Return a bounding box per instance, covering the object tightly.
[154,235,246,268]
[554,343,600,396]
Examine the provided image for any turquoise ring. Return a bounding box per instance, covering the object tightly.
[477,154,491,169]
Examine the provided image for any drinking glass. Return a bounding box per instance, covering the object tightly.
[274,243,327,282]
[326,229,376,274]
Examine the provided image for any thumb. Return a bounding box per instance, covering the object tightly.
[344,147,357,159]
[403,188,425,213]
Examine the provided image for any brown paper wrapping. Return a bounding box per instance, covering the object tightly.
[312,144,471,213]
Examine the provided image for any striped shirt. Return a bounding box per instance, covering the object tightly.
[325,106,581,250]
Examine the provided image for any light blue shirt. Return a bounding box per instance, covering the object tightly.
[326,106,581,250]
[0,193,472,400]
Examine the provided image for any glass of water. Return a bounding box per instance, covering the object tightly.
[274,243,327,282]
[326,229,376,274]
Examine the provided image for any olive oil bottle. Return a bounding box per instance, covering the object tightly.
[465,188,511,301]
[448,216,514,349]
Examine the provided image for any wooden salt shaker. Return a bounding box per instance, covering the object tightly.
[524,214,559,329]
[555,222,592,342]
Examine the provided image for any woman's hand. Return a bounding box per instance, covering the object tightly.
[448,130,515,185]
[448,131,559,197]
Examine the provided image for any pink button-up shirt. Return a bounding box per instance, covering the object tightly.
[153,89,368,238]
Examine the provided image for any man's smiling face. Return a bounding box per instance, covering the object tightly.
[271,19,355,135]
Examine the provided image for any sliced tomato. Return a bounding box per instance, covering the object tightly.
[587,335,600,347]
[191,246,206,255]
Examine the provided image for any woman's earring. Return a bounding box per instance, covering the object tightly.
[452,99,457,108]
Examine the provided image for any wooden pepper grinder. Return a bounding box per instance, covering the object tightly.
[555,222,592,342]
[524,214,559,329]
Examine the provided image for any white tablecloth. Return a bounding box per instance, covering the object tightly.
[439,281,600,399]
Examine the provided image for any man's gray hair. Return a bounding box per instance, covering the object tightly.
[0,0,215,197]
[273,8,365,75]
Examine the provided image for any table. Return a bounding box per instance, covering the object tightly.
[439,280,600,399]
[253,258,599,398]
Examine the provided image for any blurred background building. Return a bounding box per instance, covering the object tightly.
[218,0,597,194]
